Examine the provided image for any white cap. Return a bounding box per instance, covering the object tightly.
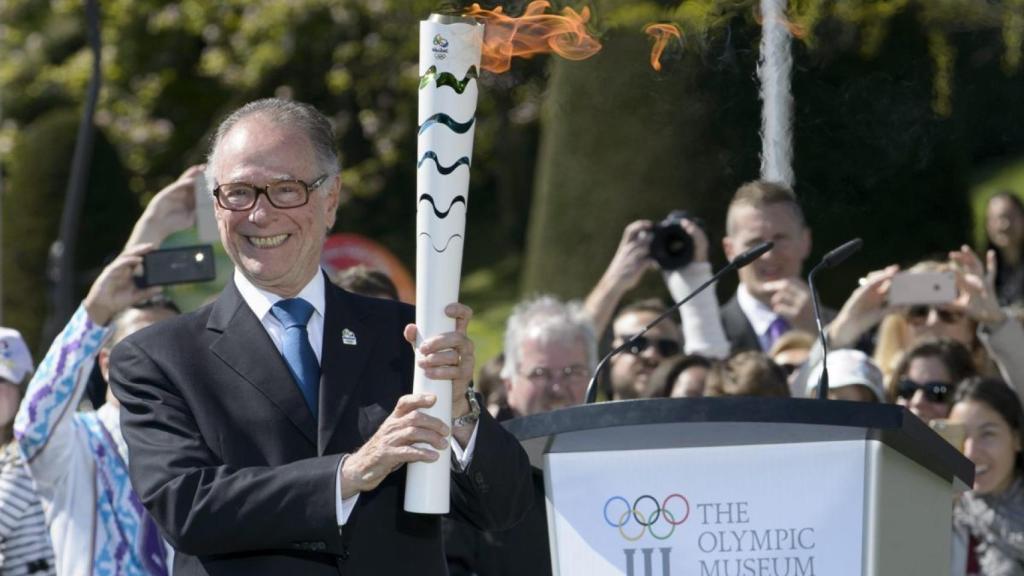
[806,349,884,401]
[0,328,33,386]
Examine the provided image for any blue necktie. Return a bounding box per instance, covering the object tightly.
[271,298,320,419]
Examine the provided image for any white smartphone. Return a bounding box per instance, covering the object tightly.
[194,172,219,243]
[888,270,957,306]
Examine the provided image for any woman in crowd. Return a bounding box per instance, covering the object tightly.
[886,339,976,422]
[950,377,1024,576]
[985,192,1024,308]
[646,353,713,398]
[821,247,1024,395]
[0,330,56,575]
[703,351,789,398]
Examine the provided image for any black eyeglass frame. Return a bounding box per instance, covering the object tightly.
[618,334,681,358]
[212,174,331,211]
[896,378,951,403]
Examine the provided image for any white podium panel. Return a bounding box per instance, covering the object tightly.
[546,441,867,576]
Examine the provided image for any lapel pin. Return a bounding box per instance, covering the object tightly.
[342,328,358,346]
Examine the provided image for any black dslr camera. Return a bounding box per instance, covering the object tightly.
[650,210,703,270]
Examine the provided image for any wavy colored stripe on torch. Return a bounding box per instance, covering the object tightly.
[419,65,479,93]
[464,0,601,74]
[418,113,477,135]
[418,194,467,218]
[418,232,464,253]
[417,151,471,175]
[644,23,682,72]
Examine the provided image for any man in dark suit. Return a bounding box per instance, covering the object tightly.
[720,181,829,354]
[109,99,532,575]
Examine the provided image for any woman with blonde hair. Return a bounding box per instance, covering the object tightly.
[822,247,1024,398]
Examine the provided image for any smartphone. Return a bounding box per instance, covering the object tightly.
[888,271,956,306]
[930,419,966,452]
[194,172,219,243]
[135,245,216,288]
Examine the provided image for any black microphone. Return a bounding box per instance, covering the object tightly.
[584,241,774,404]
[808,238,863,400]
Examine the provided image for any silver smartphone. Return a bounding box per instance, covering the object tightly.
[888,271,957,306]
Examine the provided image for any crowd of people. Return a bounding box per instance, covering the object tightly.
[0,97,1022,575]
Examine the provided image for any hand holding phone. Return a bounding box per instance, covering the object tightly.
[887,271,957,306]
[134,245,216,288]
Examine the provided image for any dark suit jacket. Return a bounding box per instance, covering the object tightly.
[444,407,551,576]
[720,292,837,355]
[109,278,533,575]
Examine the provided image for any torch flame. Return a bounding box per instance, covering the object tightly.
[464,1,602,74]
[644,23,682,72]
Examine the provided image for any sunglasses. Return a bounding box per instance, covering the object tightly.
[620,335,681,357]
[904,305,964,325]
[897,379,951,403]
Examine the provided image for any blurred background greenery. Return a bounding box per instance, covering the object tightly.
[1,0,1023,370]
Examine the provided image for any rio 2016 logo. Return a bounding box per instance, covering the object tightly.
[432,34,449,60]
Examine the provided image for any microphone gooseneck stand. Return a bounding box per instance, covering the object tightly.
[584,241,774,405]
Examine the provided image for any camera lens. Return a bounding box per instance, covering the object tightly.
[650,211,695,270]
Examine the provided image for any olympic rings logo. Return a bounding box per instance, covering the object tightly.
[603,494,690,541]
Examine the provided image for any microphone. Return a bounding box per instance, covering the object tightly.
[584,241,774,404]
[808,238,863,400]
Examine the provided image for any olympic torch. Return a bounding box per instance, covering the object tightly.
[404,14,483,514]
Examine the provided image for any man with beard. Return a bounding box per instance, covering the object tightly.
[607,299,682,400]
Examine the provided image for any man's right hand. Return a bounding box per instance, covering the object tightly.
[601,220,657,294]
[340,393,450,498]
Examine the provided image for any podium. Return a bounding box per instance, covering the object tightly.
[503,397,974,576]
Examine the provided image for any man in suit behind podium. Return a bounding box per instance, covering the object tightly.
[720,181,827,355]
[109,99,532,575]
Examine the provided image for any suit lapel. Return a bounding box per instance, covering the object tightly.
[318,283,375,455]
[207,281,318,446]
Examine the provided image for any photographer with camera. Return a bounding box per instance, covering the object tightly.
[584,213,729,400]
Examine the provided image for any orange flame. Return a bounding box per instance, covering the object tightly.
[464,1,602,74]
[644,23,682,72]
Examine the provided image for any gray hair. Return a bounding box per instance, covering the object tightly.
[205,98,340,190]
[500,295,597,380]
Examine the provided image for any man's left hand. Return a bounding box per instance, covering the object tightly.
[403,303,476,445]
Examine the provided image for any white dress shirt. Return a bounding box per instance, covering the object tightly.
[736,283,782,352]
[233,269,477,527]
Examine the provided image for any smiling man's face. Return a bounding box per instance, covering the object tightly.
[212,115,339,297]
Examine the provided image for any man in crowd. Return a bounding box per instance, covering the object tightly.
[500,295,597,418]
[446,295,597,576]
[720,180,821,354]
[607,299,682,400]
[585,217,730,399]
[109,98,532,574]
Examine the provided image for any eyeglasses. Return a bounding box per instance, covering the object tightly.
[904,305,964,325]
[619,335,681,358]
[213,174,330,211]
[520,365,590,387]
[897,379,951,403]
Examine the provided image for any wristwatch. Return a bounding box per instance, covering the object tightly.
[452,387,481,428]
